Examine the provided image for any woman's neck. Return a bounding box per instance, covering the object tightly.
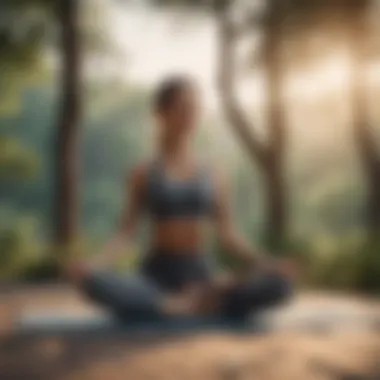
[158,134,192,163]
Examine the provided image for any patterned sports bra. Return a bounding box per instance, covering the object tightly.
[145,161,215,220]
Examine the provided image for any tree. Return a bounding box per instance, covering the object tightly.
[53,0,118,252]
[349,1,380,240]
[285,0,380,242]
[216,1,288,249]
[0,0,49,178]
[54,0,82,252]
[286,0,380,239]
[1,0,118,273]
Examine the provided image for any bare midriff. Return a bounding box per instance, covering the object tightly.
[151,219,208,253]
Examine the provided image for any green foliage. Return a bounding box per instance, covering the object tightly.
[300,237,380,295]
[0,0,50,113]
[0,215,48,280]
[0,136,38,179]
[20,256,60,282]
[0,82,149,259]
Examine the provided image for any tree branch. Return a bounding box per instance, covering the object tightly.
[216,7,267,166]
[262,8,285,163]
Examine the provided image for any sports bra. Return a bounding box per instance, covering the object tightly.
[145,161,215,220]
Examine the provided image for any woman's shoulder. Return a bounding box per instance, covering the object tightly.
[126,162,151,189]
[200,160,228,186]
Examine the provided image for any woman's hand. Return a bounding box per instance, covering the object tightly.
[277,258,298,278]
[261,256,298,280]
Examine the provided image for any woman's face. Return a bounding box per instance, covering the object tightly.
[159,84,202,137]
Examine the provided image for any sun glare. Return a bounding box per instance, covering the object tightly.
[111,3,380,114]
[287,55,352,100]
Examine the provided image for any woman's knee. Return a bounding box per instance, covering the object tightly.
[220,272,291,318]
[79,269,118,305]
[81,272,163,319]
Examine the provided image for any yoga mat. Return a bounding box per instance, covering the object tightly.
[17,312,263,336]
[16,304,379,336]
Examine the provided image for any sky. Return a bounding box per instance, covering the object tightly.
[105,2,264,111]
[91,1,380,115]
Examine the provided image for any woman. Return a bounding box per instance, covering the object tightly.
[67,76,294,321]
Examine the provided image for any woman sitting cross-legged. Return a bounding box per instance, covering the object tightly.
[65,75,295,322]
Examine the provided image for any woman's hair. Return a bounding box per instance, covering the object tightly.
[153,75,193,112]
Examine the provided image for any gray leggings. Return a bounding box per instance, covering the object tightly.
[82,252,292,321]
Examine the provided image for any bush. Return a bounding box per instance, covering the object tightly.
[0,216,47,281]
[19,256,60,282]
[303,238,380,295]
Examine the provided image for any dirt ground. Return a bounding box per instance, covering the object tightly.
[0,285,379,380]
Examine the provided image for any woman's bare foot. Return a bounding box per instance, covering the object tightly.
[213,273,240,290]
[162,284,221,317]
[63,259,90,284]
[162,295,195,316]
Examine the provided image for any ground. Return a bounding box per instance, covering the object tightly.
[0,285,379,380]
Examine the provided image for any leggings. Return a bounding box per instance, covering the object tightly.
[81,251,292,321]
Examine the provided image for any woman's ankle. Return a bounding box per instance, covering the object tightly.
[63,259,91,285]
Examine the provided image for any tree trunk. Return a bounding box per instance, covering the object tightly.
[216,8,266,167]
[262,2,287,249]
[350,8,380,240]
[216,2,287,249]
[262,157,286,250]
[367,173,380,238]
[54,0,81,251]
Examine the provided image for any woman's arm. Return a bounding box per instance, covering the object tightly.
[90,164,147,270]
[213,168,267,271]
[213,168,297,281]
